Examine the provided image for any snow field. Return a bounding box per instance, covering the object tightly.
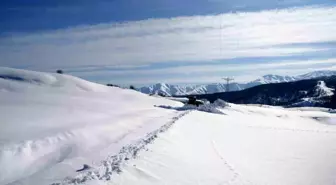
[107,104,336,185]
[1,67,336,185]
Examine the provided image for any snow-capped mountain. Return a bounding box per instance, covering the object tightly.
[244,74,297,89]
[297,70,336,80]
[252,74,297,84]
[139,70,336,96]
[194,77,336,108]
[138,83,206,96]
[139,83,244,96]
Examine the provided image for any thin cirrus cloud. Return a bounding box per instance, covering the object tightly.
[0,5,335,84]
[73,58,336,77]
[70,58,336,84]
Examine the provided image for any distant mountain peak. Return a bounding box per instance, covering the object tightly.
[139,70,336,96]
[297,70,336,79]
[253,74,296,84]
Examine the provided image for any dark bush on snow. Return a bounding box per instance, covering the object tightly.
[150,92,167,97]
[130,85,136,90]
[187,97,204,107]
[56,69,63,74]
[107,84,120,87]
[157,92,167,97]
[156,104,225,115]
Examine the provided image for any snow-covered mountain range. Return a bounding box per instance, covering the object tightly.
[139,71,336,96]
[194,75,335,108]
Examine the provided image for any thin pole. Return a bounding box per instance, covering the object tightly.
[222,77,234,92]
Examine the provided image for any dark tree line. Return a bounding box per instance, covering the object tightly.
[330,93,336,109]
[106,84,136,90]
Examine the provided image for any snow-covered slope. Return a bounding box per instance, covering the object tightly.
[2,67,336,185]
[0,67,109,93]
[315,81,334,97]
[139,70,336,96]
[0,67,183,185]
[283,80,335,107]
[83,104,336,185]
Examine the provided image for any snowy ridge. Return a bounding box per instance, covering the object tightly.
[0,67,109,92]
[297,70,336,80]
[139,83,234,96]
[139,70,336,96]
[252,74,297,84]
[139,83,209,96]
[0,67,183,185]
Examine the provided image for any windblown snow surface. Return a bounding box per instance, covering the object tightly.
[1,67,336,185]
[0,67,183,185]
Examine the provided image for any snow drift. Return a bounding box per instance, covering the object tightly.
[0,67,183,185]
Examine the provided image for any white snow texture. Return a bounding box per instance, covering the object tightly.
[1,67,336,185]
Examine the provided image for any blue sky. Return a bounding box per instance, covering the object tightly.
[0,0,336,86]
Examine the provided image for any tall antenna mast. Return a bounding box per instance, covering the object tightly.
[222,77,234,92]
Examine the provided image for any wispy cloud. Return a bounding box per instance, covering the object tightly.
[71,58,336,84]
[72,58,336,76]
[0,6,335,84]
